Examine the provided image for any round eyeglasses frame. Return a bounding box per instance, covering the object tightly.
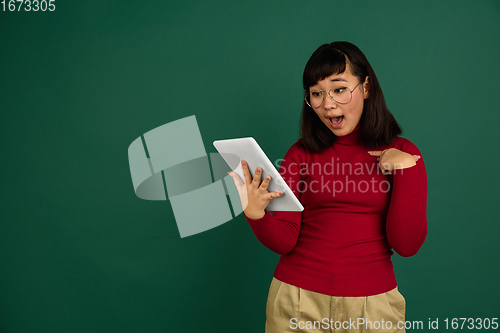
[305,81,363,109]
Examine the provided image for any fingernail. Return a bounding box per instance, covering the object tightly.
[367,151,373,153]
[415,155,421,161]
[265,176,269,180]
[280,191,284,195]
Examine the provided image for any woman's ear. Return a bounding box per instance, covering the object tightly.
[363,76,370,99]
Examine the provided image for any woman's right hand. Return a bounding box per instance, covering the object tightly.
[227,160,284,219]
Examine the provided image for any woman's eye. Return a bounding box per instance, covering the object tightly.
[311,92,322,97]
[334,88,346,93]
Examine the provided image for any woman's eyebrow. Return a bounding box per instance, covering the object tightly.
[330,78,348,82]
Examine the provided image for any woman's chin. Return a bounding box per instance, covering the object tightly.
[330,125,352,137]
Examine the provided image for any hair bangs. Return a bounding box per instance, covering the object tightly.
[303,46,347,90]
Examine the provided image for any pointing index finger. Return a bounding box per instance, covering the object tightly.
[367,150,383,156]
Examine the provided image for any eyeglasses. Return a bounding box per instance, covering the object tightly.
[305,81,363,109]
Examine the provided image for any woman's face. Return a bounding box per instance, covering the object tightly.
[309,63,369,137]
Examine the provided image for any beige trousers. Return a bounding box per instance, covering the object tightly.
[265,278,406,333]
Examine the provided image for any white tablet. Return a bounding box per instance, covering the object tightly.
[213,137,304,212]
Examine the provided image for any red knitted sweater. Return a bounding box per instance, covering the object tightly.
[244,125,428,296]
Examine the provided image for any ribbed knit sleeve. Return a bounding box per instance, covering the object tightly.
[244,142,305,255]
[386,139,428,257]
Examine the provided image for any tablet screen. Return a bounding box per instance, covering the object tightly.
[213,137,304,212]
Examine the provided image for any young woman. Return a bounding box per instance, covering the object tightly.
[229,41,427,333]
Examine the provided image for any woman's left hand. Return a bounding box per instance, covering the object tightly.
[368,148,421,175]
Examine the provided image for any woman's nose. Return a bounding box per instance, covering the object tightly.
[323,93,337,109]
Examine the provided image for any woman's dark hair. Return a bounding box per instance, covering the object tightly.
[300,41,401,152]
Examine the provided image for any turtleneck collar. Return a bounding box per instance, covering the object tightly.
[333,124,362,146]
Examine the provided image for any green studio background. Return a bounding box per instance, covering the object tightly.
[1,1,499,332]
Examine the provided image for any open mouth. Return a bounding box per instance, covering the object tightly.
[329,116,344,127]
